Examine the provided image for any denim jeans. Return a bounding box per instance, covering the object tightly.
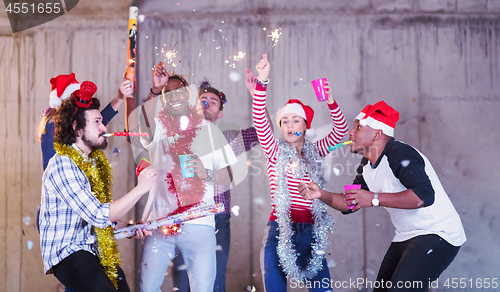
[261,221,331,292]
[140,223,216,292]
[172,214,231,292]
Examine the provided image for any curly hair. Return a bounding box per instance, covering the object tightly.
[54,96,101,146]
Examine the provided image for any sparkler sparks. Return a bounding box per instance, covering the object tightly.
[233,51,246,61]
[266,27,282,54]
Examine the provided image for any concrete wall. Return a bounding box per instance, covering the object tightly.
[1,0,499,291]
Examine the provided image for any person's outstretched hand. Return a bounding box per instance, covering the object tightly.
[245,69,258,97]
[152,62,169,94]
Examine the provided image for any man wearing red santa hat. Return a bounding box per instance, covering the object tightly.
[300,100,466,291]
[39,80,155,292]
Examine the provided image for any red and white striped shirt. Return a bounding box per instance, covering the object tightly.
[252,83,348,223]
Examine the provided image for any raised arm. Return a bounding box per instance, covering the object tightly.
[314,78,349,157]
[252,54,278,161]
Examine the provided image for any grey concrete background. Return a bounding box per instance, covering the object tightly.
[1,0,499,291]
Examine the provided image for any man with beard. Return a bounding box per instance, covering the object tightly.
[138,62,237,292]
[39,80,156,292]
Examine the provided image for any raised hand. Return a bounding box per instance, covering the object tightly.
[245,69,258,97]
[255,54,270,82]
[119,72,133,98]
[323,78,335,104]
[152,62,169,94]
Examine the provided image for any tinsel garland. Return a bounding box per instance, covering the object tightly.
[158,106,206,214]
[54,142,121,288]
[274,139,334,281]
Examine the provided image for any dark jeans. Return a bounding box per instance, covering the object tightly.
[375,234,460,292]
[53,250,130,292]
[172,214,231,292]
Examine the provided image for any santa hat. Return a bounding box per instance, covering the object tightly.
[49,73,80,108]
[276,99,314,129]
[355,101,399,137]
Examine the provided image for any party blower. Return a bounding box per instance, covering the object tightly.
[327,140,352,152]
[103,132,149,138]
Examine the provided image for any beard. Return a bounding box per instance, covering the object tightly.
[82,133,108,151]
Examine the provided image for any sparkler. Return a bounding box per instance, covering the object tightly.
[266,27,282,54]
[165,41,178,66]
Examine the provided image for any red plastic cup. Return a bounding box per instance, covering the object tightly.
[311,78,328,102]
[344,184,361,210]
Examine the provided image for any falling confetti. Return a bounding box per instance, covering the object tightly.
[113,147,120,154]
[229,71,241,82]
[22,216,30,225]
[327,259,336,267]
[27,240,33,250]
[253,197,265,205]
[427,249,433,254]
[333,167,341,176]
[401,160,410,167]
[247,286,256,292]
[231,205,240,216]
[315,250,325,255]
[179,115,190,131]
[215,245,222,251]
[178,264,187,270]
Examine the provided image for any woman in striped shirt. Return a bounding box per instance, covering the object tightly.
[253,54,350,291]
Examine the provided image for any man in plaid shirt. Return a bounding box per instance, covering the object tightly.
[172,70,271,292]
[39,86,156,292]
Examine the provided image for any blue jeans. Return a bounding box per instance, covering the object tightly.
[172,214,231,292]
[140,223,216,292]
[261,221,331,292]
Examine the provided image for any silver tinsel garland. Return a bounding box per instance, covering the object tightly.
[274,139,334,281]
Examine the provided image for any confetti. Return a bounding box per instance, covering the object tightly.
[215,245,222,251]
[231,205,240,216]
[113,147,120,154]
[253,197,265,205]
[179,115,190,131]
[315,250,325,255]
[327,259,336,267]
[427,249,433,254]
[229,71,241,82]
[401,160,410,167]
[27,240,33,250]
[178,264,187,270]
[22,216,30,225]
[333,167,341,176]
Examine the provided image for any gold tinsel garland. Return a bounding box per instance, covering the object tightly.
[54,142,121,288]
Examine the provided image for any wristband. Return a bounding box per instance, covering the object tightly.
[150,88,162,96]
[257,77,269,86]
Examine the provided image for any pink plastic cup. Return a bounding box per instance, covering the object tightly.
[344,184,361,210]
[311,78,328,102]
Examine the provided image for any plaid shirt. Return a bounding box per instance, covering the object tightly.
[214,127,259,214]
[39,144,112,274]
